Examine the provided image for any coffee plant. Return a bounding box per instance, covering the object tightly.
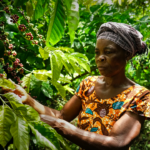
[0,0,150,150]
[0,77,72,150]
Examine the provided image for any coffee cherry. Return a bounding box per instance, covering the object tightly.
[12,51,17,56]
[25,16,30,23]
[3,7,10,14]
[38,34,43,39]
[0,35,6,40]
[16,58,20,63]
[23,86,27,89]
[18,68,24,74]
[19,63,23,67]
[4,50,11,56]
[28,23,34,28]
[7,67,13,73]
[0,58,4,64]
[0,21,5,26]
[9,55,15,61]
[10,15,19,23]
[18,80,23,85]
[13,60,19,68]
[18,24,27,32]
[17,77,20,82]
[32,40,38,45]
[0,74,3,78]
[25,32,33,40]
[7,50,11,55]
[8,44,13,50]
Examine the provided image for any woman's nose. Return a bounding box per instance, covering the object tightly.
[98,55,106,62]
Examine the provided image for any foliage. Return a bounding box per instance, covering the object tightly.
[0,0,150,150]
[0,78,71,150]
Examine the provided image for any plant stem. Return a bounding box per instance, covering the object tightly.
[22,67,32,73]
[0,96,12,109]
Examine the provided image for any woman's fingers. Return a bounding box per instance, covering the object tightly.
[1,87,12,94]
[1,78,28,103]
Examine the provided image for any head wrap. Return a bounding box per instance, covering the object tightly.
[96,22,148,57]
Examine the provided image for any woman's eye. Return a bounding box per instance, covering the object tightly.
[105,51,112,54]
[95,51,99,55]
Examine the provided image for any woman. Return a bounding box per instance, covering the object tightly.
[3,22,150,150]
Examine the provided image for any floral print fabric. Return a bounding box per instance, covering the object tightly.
[75,76,150,135]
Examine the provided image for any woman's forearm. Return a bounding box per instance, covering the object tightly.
[26,95,61,118]
[56,120,112,150]
[41,115,124,150]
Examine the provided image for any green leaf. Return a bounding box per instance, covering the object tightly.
[55,50,73,74]
[0,105,15,148]
[58,75,71,83]
[10,117,30,150]
[67,57,81,74]
[51,81,66,98]
[118,0,122,5]
[0,78,15,90]
[46,0,66,46]
[21,73,32,93]
[29,122,60,150]
[50,52,61,83]
[33,70,51,81]
[127,0,133,4]
[56,47,74,53]
[26,1,34,17]
[69,55,91,72]
[39,47,49,60]
[33,0,49,20]
[55,132,72,150]
[10,101,40,122]
[13,0,28,7]
[3,92,22,104]
[64,85,74,95]
[64,0,79,44]
[44,46,74,53]
[30,77,42,98]
[41,82,53,98]
[71,52,88,61]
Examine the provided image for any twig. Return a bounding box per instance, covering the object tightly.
[0,96,12,109]
[22,67,32,73]
[62,66,97,86]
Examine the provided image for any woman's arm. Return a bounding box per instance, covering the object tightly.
[40,111,144,150]
[1,79,82,122]
[26,94,82,122]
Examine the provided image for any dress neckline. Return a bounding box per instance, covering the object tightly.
[93,83,139,100]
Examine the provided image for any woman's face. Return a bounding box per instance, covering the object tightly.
[95,39,127,77]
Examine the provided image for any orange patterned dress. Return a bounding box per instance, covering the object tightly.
[75,76,150,137]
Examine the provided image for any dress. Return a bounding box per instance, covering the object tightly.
[75,76,150,149]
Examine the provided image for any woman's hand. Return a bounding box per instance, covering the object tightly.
[40,114,76,136]
[1,79,30,104]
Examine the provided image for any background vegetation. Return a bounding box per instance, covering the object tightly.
[0,0,150,149]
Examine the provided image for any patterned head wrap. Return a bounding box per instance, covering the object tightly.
[97,22,148,57]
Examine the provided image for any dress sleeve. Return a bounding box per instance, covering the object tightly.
[125,90,150,119]
[75,77,89,99]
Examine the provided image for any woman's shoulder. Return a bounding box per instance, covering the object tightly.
[128,84,150,99]
[81,76,99,86]
[84,76,99,82]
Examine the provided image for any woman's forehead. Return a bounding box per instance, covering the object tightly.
[96,39,119,49]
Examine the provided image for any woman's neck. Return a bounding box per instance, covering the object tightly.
[102,70,129,88]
